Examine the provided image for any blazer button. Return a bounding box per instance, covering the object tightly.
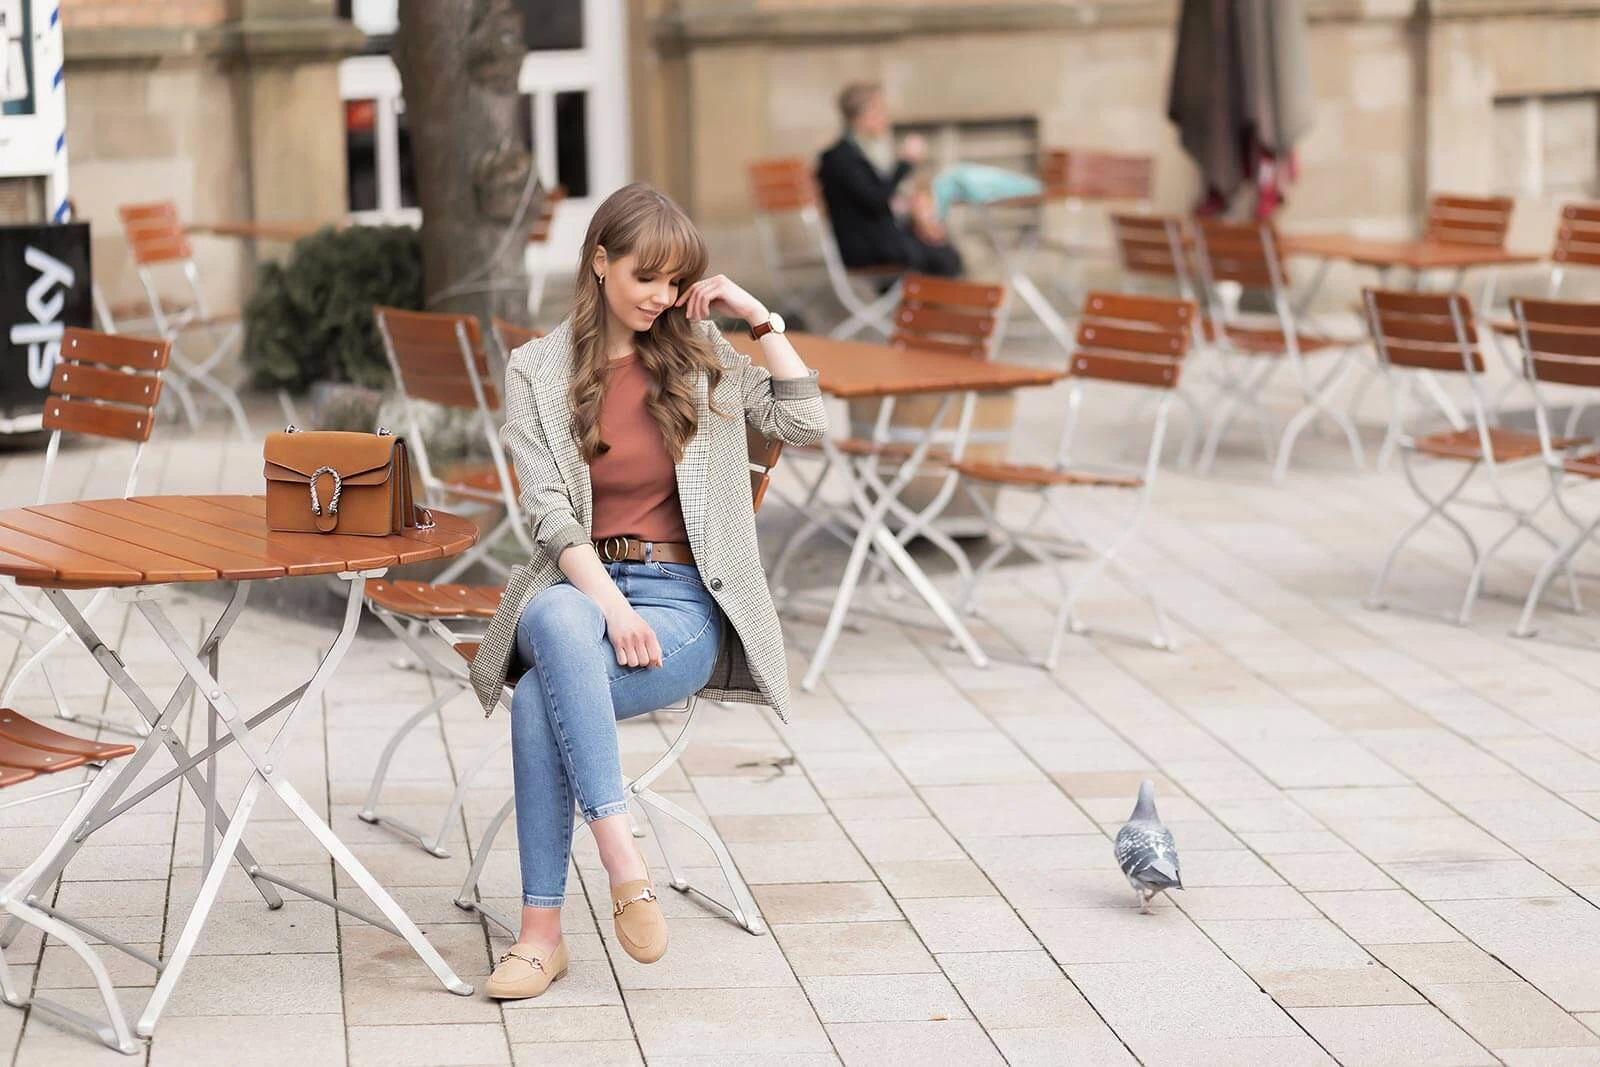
[709,578,723,591]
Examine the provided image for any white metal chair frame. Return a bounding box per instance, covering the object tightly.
[452,687,769,939]
[953,292,1194,668]
[1110,212,1217,467]
[374,307,535,585]
[0,330,172,738]
[1191,220,1366,481]
[1511,297,1600,638]
[1483,203,1600,431]
[1364,289,1580,626]
[117,205,251,440]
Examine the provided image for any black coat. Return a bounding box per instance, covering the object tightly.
[816,137,913,269]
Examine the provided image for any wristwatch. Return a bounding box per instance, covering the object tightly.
[749,312,786,340]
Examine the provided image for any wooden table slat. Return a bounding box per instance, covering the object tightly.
[46,502,284,581]
[6,509,217,584]
[0,525,145,588]
[0,496,478,588]
[78,499,335,578]
[0,547,57,585]
[155,497,404,571]
[725,332,1067,399]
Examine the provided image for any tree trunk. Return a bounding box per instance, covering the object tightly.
[394,0,537,325]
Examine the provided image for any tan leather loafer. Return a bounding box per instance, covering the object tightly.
[612,879,668,963]
[484,940,568,1000]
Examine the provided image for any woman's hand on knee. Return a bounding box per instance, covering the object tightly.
[602,604,663,668]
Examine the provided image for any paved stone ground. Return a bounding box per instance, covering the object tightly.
[5,335,1600,1066]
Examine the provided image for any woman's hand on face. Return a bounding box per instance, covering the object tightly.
[677,274,767,327]
[603,603,663,669]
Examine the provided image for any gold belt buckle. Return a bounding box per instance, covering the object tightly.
[598,535,631,563]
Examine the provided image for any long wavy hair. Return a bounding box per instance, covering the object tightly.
[568,183,726,464]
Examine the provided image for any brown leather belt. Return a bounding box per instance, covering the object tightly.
[592,536,695,566]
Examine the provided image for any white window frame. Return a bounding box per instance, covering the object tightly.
[337,0,630,274]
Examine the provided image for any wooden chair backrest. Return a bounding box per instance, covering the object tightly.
[374,306,496,411]
[1363,289,1483,374]
[118,201,192,266]
[1425,194,1514,249]
[529,186,567,244]
[44,328,172,443]
[890,275,1006,360]
[746,424,784,512]
[1551,202,1600,268]
[748,158,818,214]
[1070,292,1195,391]
[491,317,541,357]
[1040,150,1154,201]
[1196,219,1286,291]
[1513,297,1600,389]
[1111,213,1192,287]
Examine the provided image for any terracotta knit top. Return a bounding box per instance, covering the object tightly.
[589,353,689,544]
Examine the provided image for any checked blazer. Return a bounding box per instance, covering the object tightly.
[468,317,829,722]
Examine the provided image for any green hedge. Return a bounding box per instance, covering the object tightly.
[243,224,423,393]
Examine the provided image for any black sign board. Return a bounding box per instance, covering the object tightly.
[0,222,92,420]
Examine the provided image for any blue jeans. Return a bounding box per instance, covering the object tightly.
[511,560,722,907]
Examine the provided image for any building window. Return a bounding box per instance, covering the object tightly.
[519,0,583,50]
[1493,93,1599,199]
[895,116,1039,176]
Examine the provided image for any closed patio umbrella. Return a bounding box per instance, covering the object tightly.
[1168,0,1314,218]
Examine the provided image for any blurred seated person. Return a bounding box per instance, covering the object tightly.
[817,82,964,278]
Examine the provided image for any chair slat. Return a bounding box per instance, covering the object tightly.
[43,397,157,442]
[1529,355,1600,388]
[1070,351,1183,388]
[1076,322,1188,356]
[1515,297,1600,329]
[491,317,541,354]
[1080,291,1195,329]
[60,327,170,371]
[50,362,164,408]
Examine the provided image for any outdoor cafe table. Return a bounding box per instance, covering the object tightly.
[727,331,1067,690]
[0,495,478,1053]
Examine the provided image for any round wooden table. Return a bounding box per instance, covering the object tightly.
[0,495,479,1054]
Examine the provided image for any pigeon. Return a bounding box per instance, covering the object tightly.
[1114,779,1182,913]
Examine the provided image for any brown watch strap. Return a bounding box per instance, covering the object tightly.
[750,319,776,340]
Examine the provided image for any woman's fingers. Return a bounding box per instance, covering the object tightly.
[646,631,663,669]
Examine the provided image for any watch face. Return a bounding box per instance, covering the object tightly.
[768,312,786,335]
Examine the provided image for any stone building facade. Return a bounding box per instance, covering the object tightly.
[51,0,1600,316]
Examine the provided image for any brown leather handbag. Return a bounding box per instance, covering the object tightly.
[263,426,431,536]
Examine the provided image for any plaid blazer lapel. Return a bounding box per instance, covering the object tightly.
[674,371,711,547]
[530,345,591,528]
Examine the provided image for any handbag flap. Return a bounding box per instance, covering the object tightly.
[262,431,398,482]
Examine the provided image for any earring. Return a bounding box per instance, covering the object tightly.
[597,274,605,286]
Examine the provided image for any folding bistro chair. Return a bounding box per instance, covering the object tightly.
[766,275,1007,606]
[1346,194,1518,444]
[1363,289,1584,625]
[1511,297,1600,638]
[0,328,172,737]
[1192,218,1365,480]
[444,427,785,937]
[116,202,251,439]
[950,292,1195,668]
[0,713,137,1051]
[374,306,530,584]
[1484,203,1600,427]
[747,157,904,339]
[1110,212,1210,465]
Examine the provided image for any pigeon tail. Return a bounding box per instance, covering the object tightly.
[1141,856,1182,890]
[1129,779,1159,822]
